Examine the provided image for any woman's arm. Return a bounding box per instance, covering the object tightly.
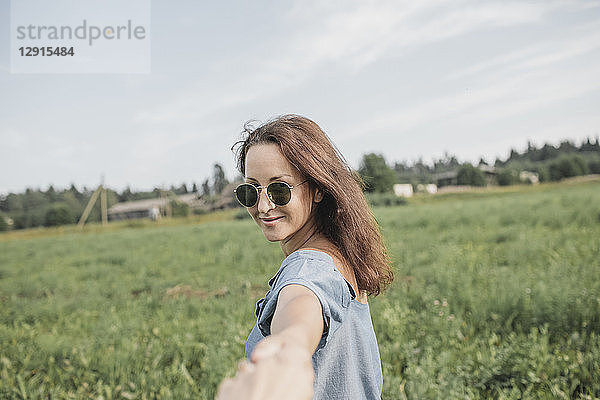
[253,284,324,361]
[216,285,323,400]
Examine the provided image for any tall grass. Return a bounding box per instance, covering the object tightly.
[1,179,599,399]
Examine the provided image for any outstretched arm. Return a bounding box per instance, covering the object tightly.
[216,284,324,400]
[253,284,324,361]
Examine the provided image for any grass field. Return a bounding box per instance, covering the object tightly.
[1,178,599,399]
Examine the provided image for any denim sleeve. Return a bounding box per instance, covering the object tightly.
[256,255,350,350]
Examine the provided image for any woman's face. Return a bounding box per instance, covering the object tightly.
[244,142,318,243]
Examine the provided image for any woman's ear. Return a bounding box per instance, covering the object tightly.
[314,189,323,203]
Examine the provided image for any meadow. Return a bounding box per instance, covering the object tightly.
[1,178,599,399]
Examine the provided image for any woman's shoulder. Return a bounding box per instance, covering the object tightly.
[277,248,340,282]
[269,249,354,307]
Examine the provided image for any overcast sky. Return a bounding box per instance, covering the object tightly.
[1,0,599,195]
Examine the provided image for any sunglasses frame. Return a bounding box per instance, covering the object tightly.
[234,180,308,208]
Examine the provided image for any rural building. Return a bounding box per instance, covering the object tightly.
[108,193,205,221]
[107,183,241,221]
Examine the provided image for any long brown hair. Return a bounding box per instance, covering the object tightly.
[232,114,393,296]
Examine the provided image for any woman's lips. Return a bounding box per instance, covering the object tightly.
[261,216,284,226]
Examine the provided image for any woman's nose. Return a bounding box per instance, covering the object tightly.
[257,188,275,213]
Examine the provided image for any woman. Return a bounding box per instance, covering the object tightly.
[218,115,393,399]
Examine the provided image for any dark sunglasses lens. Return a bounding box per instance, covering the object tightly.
[236,184,258,207]
[268,182,292,205]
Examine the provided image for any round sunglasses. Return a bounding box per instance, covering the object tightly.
[234,180,308,208]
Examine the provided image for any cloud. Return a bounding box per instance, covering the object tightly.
[346,61,600,138]
[447,27,600,80]
[133,0,565,126]
[274,0,563,73]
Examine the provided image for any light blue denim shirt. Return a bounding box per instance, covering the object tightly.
[245,249,383,399]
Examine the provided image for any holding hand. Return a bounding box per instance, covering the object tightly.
[216,338,314,400]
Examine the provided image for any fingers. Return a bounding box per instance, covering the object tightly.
[217,362,258,400]
[218,344,314,400]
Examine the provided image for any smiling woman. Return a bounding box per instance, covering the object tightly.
[218,115,393,400]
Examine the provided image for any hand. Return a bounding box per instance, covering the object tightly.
[216,338,314,400]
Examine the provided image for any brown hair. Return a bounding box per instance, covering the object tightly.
[232,114,393,296]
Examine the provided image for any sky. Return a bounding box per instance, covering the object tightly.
[1,0,600,195]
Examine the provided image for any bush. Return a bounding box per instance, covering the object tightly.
[530,165,550,182]
[496,168,520,186]
[358,153,397,193]
[588,159,600,174]
[44,204,74,227]
[457,164,486,186]
[365,192,408,207]
[170,201,190,217]
[0,215,9,231]
[573,154,589,175]
[13,209,46,229]
[548,154,589,181]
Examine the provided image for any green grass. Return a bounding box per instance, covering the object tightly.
[1,179,599,399]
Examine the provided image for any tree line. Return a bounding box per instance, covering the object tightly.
[0,164,231,231]
[359,137,600,192]
[1,137,599,231]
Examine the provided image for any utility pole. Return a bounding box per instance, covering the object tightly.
[100,175,108,226]
[78,176,109,228]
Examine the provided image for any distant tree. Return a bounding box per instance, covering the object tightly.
[413,157,432,175]
[202,179,211,197]
[508,148,519,161]
[580,137,596,152]
[496,168,520,186]
[177,183,188,195]
[44,203,73,227]
[572,155,589,175]
[558,140,577,153]
[192,183,198,193]
[0,194,14,212]
[478,157,488,166]
[456,164,486,186]
[60,191,83,217]
[432,152,460,172]
[23,188,47,211]
[358,153,397,193]
[393,161,408,174]
[548,154,588,181]
[0,214,8,231]
[45,185,57,202]
[120,186,134,202]
[212,164,229,195]
[539,144,558,161]
[170,200,190,217]
[588,159,600,174]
